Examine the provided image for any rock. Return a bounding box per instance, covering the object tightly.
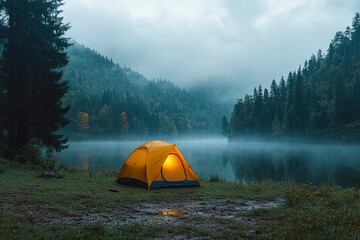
[108,189,119,193]
[40,171,63,178]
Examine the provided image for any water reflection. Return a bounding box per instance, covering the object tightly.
[223,142,360,187]
[161,209,186,216]
[79,153,89,170]
[56,139,360,187]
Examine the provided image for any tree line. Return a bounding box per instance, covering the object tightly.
[62,43,222,139]
[226,13,360,141]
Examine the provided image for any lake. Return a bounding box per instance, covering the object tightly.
[56,139,360,187]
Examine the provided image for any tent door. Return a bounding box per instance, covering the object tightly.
[161,154,187,182]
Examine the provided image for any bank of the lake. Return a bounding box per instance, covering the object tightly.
[1,158,359,239]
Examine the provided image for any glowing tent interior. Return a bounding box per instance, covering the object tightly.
[117,140,202,189]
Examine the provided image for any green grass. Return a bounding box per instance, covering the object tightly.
[1,158,360,239]
[252,185,360,239]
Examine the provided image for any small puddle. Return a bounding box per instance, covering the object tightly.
[161,209,186,216]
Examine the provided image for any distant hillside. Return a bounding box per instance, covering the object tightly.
[62,43,223,139]
[227,13,360,141]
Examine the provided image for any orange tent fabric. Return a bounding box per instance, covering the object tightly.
[117,140,202,189]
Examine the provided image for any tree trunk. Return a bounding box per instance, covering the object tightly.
[8,0,18,149]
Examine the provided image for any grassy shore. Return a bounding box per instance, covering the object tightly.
[0,158,359,239]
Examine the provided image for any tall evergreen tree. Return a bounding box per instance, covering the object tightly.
[279,76,286,126]
[284,72,295,133]
[263,87,271,133]
[253,86,263,132]
[0,0,70,152]
[293,67,305,132]
[269,79,278,117]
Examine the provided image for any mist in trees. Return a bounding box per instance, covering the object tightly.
[227,13,360,141]
[62,43,223,139]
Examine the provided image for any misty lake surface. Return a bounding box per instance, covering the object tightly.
[56,139,360,187]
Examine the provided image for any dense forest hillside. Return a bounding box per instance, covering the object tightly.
[63,43,223,139]
[227,13,360,141]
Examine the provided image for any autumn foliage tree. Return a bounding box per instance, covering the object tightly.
[77,112,90,131]
[120,111,129,135]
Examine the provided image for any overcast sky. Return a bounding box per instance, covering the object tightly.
[62,0,360,101]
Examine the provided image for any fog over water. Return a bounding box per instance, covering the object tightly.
[56,139,360,187]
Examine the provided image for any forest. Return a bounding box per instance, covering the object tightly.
[226,13,360,141]
[0,0,224,157]
[62,43,224,139]
[1,0,360,159]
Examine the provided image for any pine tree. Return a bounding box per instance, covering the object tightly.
[279,77,286,126]
[98,104,112,132]
[284,72,295,133]
[269,79,280,133]
[228,99,244,138]
[263,88,271,133]
[293,67,305,133]
[0,0,70,152]
[253,86,263,132]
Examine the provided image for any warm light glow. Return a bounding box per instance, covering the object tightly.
[161,154,186,181]
[162,154,178,170]
[161,209,185,216]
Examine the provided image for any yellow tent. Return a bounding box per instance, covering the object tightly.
[117,140,202,189]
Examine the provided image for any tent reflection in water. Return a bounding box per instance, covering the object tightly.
[117,140,202,189]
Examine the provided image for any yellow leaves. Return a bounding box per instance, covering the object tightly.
[120,111,127,120]
[77,112,90,131]
[120,111,129,133]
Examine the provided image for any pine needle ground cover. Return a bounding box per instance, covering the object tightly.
[0,158,359,239]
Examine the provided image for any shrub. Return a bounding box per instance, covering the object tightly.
[209,175,221,182]
[42,150,57,171]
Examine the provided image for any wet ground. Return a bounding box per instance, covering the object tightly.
[4,197,285,237]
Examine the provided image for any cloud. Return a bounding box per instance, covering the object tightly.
[62,0,360,104]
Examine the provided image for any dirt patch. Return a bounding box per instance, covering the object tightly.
[3,197,285,235]
[139,198,284,224]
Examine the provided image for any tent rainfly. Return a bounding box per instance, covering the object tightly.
[117,140,202,189]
